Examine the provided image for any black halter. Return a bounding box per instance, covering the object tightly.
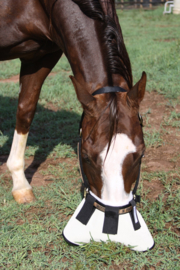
[77,86,143,233]
[92,86,127,96]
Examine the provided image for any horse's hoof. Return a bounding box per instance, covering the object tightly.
[12,188,36,204]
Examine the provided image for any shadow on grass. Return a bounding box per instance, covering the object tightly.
[0,96,81,183]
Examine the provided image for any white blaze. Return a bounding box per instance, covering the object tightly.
[100,133,136,206]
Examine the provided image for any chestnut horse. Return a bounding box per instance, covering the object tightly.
[0,0,146,205]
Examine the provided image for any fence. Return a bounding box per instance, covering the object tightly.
[115,0,167,9]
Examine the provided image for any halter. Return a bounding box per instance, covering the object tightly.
[77,86,143,234]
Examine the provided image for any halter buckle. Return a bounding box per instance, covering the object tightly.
[84,187,89,198]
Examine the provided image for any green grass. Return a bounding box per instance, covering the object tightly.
[117,7,180,100]
[0,60,21,79]
[163,110,180,128]
[0,6,180,269]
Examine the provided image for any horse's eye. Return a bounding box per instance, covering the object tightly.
[83,153,91,164]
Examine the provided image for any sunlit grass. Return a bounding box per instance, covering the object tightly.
[117,7,180,100]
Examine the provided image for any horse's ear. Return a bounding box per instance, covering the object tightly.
[127,72,146,104]
[70,76,95,107]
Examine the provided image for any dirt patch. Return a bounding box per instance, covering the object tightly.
[143,180,164,200]
[45,102,60,112]
[0,75,20,83]
[0,72,57,84]
[156,25,180,28]
[140,91,180,171]
[155,38,177,42]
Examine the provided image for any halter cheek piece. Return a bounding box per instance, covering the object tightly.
[77,86,143,234]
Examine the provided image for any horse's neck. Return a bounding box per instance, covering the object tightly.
[51,0,109,92]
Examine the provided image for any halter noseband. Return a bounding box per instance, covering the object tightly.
[77,86,143,234]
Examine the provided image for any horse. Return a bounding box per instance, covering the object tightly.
[0,0,154,251]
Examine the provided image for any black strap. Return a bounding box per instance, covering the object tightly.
[103,205,119,234]
[132,158,142,196]
[129,198,141,230]
[92,86,127,96]
[78,139,90,190]
[76,193,96,225]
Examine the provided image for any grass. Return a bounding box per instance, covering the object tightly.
[0,6,180,269]
[163,110,180,128]
[117,7,180,100]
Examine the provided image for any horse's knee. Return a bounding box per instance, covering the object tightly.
[16,102,36,132]
[7,157,23,174]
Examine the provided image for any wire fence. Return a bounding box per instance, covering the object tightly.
[115,0,167,9]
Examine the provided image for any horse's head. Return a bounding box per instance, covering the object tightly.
[71,72,146,205]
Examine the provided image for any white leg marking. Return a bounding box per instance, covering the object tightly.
[100,134,136,206]
[7,130,31,192]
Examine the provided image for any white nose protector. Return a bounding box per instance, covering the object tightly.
[63,191,154,252]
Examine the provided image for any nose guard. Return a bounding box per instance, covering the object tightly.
[63,191,154,252]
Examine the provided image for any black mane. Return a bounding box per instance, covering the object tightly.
[72,0,132,89]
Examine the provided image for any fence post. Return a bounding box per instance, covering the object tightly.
[173,0,180,14]
[149,0,152,8]
[121,0,124,10]
[140,0,143,9]
[134,0,137,9]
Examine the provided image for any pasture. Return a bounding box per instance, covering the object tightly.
[0,6,180,269]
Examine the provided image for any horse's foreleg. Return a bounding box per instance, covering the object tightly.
[7,51,63,203]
